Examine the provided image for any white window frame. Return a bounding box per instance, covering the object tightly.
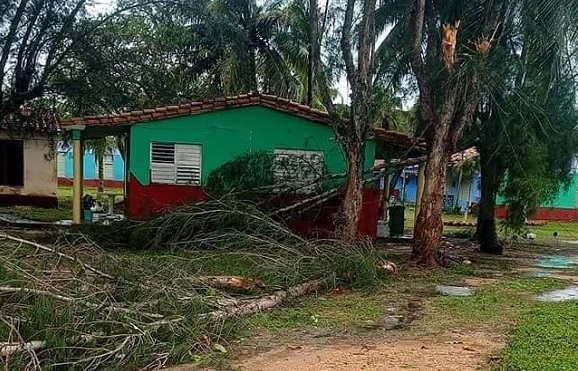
[150,142,202,185]
[95,154,115,180]
[273,148,324,193]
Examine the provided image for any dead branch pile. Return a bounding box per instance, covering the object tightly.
[0,201,386,370]
[127,199,385,287]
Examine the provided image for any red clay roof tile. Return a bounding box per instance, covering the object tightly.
[58,93,425,151]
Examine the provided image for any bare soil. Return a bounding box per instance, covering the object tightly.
[166,330,502,371]
[234,332,502,371]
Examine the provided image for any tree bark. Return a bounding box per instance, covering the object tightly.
[476,149,503,254]
[97,153,104,194]
[333,0,375,240]
[337,141,366,240]
[307,0,318,106]
[204,278,328,321]
[411,137,450,266]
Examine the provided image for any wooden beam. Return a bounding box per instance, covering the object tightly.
[72,129,84,224]
[382,174,391,220]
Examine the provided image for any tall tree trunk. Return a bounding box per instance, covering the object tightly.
[249,47,258,92]
[116,135,126,163]
[97,153,104,194]
[307,0,318,106]
[338,141,366,240]
[411,134,450,266]
[476,150,503,254]
[333,0,375,240]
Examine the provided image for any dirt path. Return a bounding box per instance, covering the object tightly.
[167,331,502,371]
[232,332,502,371]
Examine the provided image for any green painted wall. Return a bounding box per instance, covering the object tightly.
[497,174,578,209]
[129,105,376,185]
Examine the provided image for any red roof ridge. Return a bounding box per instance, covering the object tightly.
[57,92,426,152]
[59,93,334,127]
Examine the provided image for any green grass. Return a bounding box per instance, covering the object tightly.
[246,291,385,330]
[519,220,578,241]
[0,185,122,222]
[499,301,578,371]
[245,263,480,333]
[430,277,568,329]
[400,206,578,242]
[427,276,578,371]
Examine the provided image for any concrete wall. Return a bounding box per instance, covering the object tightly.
[0,132,57,207]
[129,105,376,186]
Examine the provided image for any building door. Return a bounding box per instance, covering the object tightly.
[0,140,24,186]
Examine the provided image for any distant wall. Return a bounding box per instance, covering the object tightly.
[392,167,480,208]
[57,150,125,181]
[0,133,57,208]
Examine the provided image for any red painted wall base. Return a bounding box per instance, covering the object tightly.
[0,194,58,208]
[495,205,578,221]
[58,178,124,189]
[127,175,380,239]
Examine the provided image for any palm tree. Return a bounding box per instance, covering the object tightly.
[190,0,301,98]
[88,137,118,194]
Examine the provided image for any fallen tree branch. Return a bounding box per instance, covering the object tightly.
[0,286,164,319]
[0,233,115,281]
[204,278,329,321]
[0,340,45,357]
[186,276,266,290]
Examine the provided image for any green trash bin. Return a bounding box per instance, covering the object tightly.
[83,209,94,223]
[388,205,405,236]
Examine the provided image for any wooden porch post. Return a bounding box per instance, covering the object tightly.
[382,174,391,220]
[71,127,85,224]
[415,162,426,225]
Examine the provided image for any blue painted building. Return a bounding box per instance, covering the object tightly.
[57,148,125,182]
[393,166,481,211]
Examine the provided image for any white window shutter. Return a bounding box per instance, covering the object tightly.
[57,153,66,177]
[151,142,176,184]
[175,144,202,185]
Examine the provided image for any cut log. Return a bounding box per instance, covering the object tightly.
[189,276,266,290]
[204,278,328,321]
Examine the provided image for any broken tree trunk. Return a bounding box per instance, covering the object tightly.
[205,278,328,321]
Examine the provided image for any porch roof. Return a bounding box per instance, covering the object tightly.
[59,92,426,152]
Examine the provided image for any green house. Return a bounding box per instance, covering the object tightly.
[61,93,422,236]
